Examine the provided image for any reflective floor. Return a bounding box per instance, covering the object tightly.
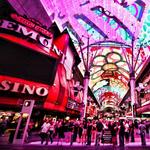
[0,144,150,150]
[0,132,150,150]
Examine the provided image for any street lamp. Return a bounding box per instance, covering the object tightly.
[78,36,93,119]
[122,35,144,118]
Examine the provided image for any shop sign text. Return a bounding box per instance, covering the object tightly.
[0,80,48,97]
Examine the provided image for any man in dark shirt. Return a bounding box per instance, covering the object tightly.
[95,119,103,146]
[87,120,92,145]
[139,120,146,146]
[119,120,125,147]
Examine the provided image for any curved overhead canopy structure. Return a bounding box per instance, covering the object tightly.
[41,0,150,45]
[40,0,150,111]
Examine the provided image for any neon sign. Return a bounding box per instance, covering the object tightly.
[0,80,48,97]
[0,13,63,57]
[11,13,53,38]
[0,19,52,52]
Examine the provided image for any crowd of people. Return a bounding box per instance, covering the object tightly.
[1,116,150,147]
[39,117,150,147]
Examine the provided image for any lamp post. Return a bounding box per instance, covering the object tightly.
[124,38,137,118]
[130,72,136,118]
[78,36,92,119]
[130,37,136,118]
[122,35,143,118]
[83,70,90,118]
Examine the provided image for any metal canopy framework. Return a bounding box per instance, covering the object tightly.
[40,0,150,112]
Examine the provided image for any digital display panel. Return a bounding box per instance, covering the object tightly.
[0,38,58,85]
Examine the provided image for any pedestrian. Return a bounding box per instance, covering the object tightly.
[139,120,146,146]
[0,117,7,136]
[82,119,87,144]
[66,120,73,143]
[57,120,65,145]
[95,118,104,146]
[72,120,79,142]
[48,119,55,144]
[124,120,130,143]
[86,120,92,145]
[91,120,96,142]
[129,120,135,142]
[40,118,50,145]
[78,120,83,143]
[8,120,17,143]
[111,121,118,150]
[119,120,125,147]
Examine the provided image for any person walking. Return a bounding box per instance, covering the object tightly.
[48,120,55,144]
[66,120,73,143]
[139,120,146,146]
[82,120,87,144]
[72,120,79,142]
[78,120,83,143]
[92,120,96,142]
[86,120,92,145]
[57,120,65,145]
[95,119,104,146]
[40,118,50,145]
[119,120,125,147]
[129,120,135,142]
[0,117,7,136]
[124,120,130,143]
[111,121,118,150]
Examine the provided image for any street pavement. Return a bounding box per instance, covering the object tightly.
[0,143,150,150]
[0,132,150,150]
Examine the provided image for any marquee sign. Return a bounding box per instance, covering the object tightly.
[0,19,52,50]
[0,79,48,97]
[0,13,63,58]
[66,98,80,111]
[10,13,53,38]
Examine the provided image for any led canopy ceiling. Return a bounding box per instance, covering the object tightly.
[40,0,150,109]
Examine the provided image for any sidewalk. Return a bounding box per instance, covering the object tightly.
[0,142,150,150]
[28,131,150,146]
[30,140,150,146]
[1,131,150,148]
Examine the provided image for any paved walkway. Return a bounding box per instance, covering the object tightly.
[30,140,150,147]
[0,143,150,150]
[0,132,150,150]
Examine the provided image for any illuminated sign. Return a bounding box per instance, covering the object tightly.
[0,38,58,85]
[0,13,63,57]
[0,19,52,52]
[10,14,53,38]
[0,80,48,97]
[67,98,80,110]
[24,100,31,107]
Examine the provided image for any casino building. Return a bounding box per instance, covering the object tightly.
[0,0,150,135]
[0,2,99,126]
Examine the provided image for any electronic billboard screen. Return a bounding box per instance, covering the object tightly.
[0,38,58,85]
